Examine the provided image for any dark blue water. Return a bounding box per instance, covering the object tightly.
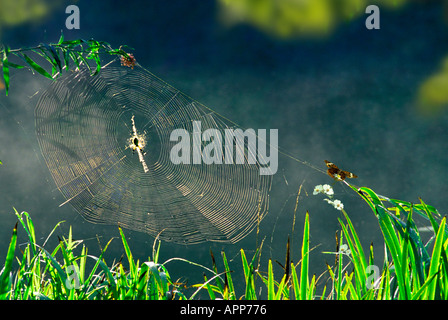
[1,1,448,298]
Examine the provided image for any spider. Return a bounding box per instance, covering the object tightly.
[130,136,146,155]
[128,115,149,173]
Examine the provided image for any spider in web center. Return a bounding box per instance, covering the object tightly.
[128,115,149,173]
[128,115,147,155]
[131,136,146,155]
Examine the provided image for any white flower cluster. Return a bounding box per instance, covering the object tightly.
[313,184,344,211]
[313,184,334,196]
[338,244,351,256]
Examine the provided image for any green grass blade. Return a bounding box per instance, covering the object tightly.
[399,208,413,298]
[142,262,163,299]
[290,262,300,300]
[190,272,226,300]
[152,237,161,264]
[91,256,116,287]
[69,50,81,70]
[378,211,407,298]
[425,217,446,299]
[119,226,136,277]
[39,246,68,291]
[412,272,439,300]
[275,274,287,300]
[0,222,18,299]
[267,259,275,300]
[21,53,52,79]
[336,233,344,300]
[2,45,10,95]
[341,271,355,300]
[221,251,235,300]
[307,274,316,300]
[202,274,216,300]
[14,210,37,256]
[300,211,310,300]
[339,213,367,296]
[79,239,113,299]
[45,44,63,72]
[241,249,256,300]
[420,198,443,236]
[208,249,225,294]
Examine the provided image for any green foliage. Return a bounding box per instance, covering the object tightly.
[1,185,448,300]
[0,33,133,95]
[193,211,315,300]
[0,210,176,300]
[194,186,448,300]
[324,185,448,300]
[0,222,17,299]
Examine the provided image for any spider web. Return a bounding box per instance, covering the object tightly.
[35,60,272,244]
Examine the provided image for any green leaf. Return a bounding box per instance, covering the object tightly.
[79,239,113,299]
[300,211,310,300]
[0,222,18,299]
[21,53,53,79]
[59,39,83,46]
[45,44,63,72]
[411,272,439,300]
[4,61,25,69]
[86,52,101,75]
[291,262,300,300]
[267,259,275,300]
[241,249,253,299]
[307,274,316,300]
[39,246,68,288]
[58,31,64,45]
[341,209,368,289]
[2,45,10,95]
[208,249,225,294]
[425,217,446,299]
[203,274,217,300]
[399,207,413,298]
[118,226,137,282]
[145,261,168,299]
[76,53,93,74]
[221,251,235,300]
[68,50,80,70]
[275,274,287,300]
[61,48,71,70]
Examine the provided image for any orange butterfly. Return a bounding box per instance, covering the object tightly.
[324,160,357,181]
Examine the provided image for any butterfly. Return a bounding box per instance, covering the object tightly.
[324,160,358,181]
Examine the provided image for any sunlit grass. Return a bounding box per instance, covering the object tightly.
[0,210,174,300]
[1,185,447,300]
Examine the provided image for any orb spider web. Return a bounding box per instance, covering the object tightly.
[35,60,272,244]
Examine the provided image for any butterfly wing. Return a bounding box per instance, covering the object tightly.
[342,170,357,179]
[324,160,357,180]
[324,160,340,179]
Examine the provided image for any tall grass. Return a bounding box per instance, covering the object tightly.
[321,186,447,300]
[1,185,447,300]
[0,210,173,300]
